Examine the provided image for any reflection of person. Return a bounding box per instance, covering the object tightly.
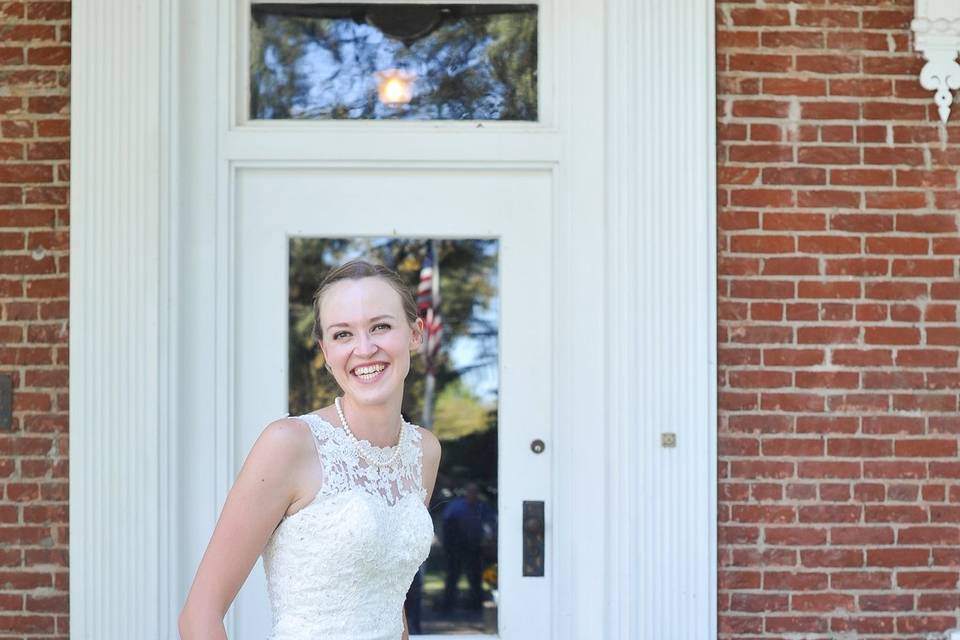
[404,565,424,634]
[179,260,442,640]
[441,482,495,612]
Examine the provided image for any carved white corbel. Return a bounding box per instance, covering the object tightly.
[912,0,960,123]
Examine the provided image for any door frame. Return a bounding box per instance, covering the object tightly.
[69,1,717,638]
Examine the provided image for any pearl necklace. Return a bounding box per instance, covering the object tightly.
[334,396,406,467]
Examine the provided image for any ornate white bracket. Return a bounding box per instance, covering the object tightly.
[912,0,960,123]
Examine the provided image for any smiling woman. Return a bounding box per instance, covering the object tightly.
[312,261,425,423]
[179,259,443,640]
[288,240,502,635]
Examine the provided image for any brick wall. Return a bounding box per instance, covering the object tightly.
[718,1,960,638]
[1,0,958,638]
[0,1,71,637]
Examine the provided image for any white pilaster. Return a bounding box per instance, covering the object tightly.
[606,0,717,637]
[70,0,177,636]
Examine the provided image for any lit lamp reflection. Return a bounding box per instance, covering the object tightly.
[376,70,415,105]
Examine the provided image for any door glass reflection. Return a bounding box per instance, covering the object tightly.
[251,3,538,121]
[288,237,500,634]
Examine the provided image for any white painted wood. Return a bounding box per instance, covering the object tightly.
[178,0,609,637]
[912,0,960,122]
[70,0,177,637]
[72,0,716,637]
[231,167,555,638]
[605,0,717,638]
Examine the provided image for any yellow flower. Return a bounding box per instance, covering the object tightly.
[482,563,498,588]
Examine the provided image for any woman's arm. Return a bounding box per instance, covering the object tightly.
[178,419,314,639]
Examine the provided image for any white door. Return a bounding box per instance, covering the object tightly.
[233,168,552,637]
[176,1,606,638]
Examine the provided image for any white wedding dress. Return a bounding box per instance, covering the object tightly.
[261,413,434,640]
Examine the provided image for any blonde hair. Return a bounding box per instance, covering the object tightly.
[311,259,419,345]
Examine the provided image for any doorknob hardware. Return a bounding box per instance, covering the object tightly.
[530,439,545,454]
[522,500,545,577]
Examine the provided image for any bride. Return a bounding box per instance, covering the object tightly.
[179,260,442,639]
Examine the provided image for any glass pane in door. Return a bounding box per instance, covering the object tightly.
[251,3,538,120]
[288,237,500,634]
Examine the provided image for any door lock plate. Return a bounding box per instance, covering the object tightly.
[522,500,545,576]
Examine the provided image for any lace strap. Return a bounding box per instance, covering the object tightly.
[407,425,427,502]
[295,413,331,472]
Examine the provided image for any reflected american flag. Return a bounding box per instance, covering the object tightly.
[417,240,443,371]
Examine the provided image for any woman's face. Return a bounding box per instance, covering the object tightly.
[318,276,423,407]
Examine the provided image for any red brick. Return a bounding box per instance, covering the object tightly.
[827,31,892,51]
[896,571,959,589]
[730,53,792,73]
[763,78,826,96]
[761,30,824,50]
[0,164,53,183]
[864,281,928,300]
[820,124,853,142]
[865,146,925,165]
[862,9,911,30]
[825,258,888,277]
[897,214,958,233]
[864,55,924,76]
[730,8,790,27]
[831,526,894,546]
[863,101,929,121]
[729,144,794,163]
[892,259,953,278]
[26,95,68,114]
[26,141,69,161]
[799,9,860,28]
[26,45,69,65]
[798,236,861,254]
[716,30,759,49]
[762,168,825,185]
[801,102,860,120]
[748,123,781,141]
[798,145,860,164]
[762,214,825,232]
[797,281,860,299]
[717,167,760,186]
[732,99,792,118]
[865,236,929,255]
[797,189,860,207]
[26,2,70,20]
[796,54,859,74]
[0,24,57,41]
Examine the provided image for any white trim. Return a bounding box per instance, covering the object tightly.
[70,0,178,636]
[912,0,960,123]
[605,0,717,637]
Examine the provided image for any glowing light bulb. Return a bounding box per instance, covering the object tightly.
[376,70,415,105]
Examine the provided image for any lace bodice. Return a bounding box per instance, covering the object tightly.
[261,413,434,640]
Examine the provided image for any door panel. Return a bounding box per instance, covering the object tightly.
[232,167,553,638]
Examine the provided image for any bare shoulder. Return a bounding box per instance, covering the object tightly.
[416,427,442,467]
[248,416,316,467]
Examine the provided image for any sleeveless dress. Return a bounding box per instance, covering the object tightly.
[261,413,434,640]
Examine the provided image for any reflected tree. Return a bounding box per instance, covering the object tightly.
[251,5,537,120]
[288,237,498,431]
